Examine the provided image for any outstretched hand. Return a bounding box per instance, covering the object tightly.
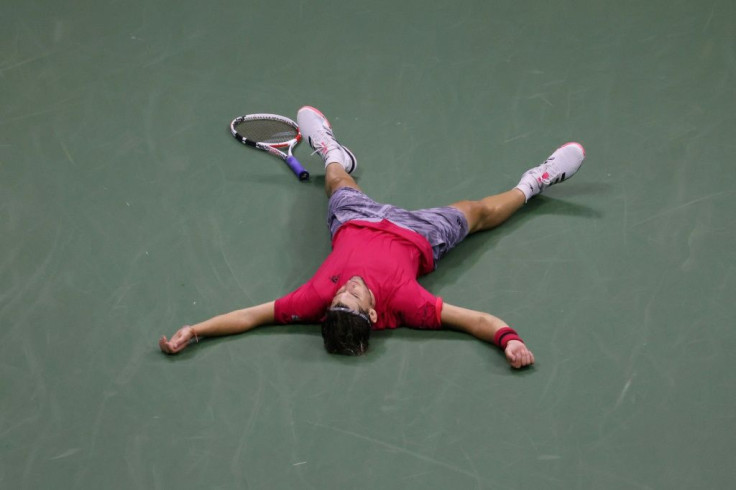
[505,340,535,369]
[159,325,196,355]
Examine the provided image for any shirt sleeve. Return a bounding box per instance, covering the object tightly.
[389,280,443,329]
[274,282,331,324]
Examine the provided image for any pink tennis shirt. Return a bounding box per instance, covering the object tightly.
[274,220,443,329]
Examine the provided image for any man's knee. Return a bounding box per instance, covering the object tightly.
[449,201,483,233]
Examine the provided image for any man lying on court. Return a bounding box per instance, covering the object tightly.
[159,106,586,369]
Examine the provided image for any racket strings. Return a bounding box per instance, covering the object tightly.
[235,120,297,144]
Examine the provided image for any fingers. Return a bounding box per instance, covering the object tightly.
[159,336,175,354]
[159,329,191,355]
[159,335,185,354]
[160,338,184,354]
[505,342,535,369]
[514,349,534,368]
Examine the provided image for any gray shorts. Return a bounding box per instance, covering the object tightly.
[327,187,469,266]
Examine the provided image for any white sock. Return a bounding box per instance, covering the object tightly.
[324,149,346,169]
[515,176,537,203]
[323,148,355,173]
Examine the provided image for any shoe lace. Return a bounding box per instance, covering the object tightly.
[309,128,344,157]
[539,157,562,185]
[529,159,554,186]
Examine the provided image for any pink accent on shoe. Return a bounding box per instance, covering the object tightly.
[300,106,331,128]
[560,141,585,157]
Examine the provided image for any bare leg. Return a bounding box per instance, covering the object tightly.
[325,162,362,197]
[450,188,526,234]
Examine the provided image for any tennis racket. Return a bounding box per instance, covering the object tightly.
[230,113,309,181]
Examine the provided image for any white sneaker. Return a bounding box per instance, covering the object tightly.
[297,106,357,174]
[516,142,586,202]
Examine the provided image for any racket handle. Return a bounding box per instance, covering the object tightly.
[285,156,309,181]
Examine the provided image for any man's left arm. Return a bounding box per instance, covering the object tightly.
[440,302,535,369]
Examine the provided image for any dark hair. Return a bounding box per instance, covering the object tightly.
[321,308,371,356]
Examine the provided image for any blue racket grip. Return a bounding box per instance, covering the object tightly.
[286,155,309,181]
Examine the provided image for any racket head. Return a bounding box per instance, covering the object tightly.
[230,114,301,148]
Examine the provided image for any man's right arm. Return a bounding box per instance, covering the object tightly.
[440,302,535,369]
[159,301,275,355]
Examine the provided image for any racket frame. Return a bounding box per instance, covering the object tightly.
[230,113,309,181]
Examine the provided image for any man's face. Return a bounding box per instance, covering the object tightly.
[330,276,375,314]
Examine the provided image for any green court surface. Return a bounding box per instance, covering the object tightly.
[2,0,735,488]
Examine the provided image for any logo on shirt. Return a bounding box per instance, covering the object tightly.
[330,275,340,284]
